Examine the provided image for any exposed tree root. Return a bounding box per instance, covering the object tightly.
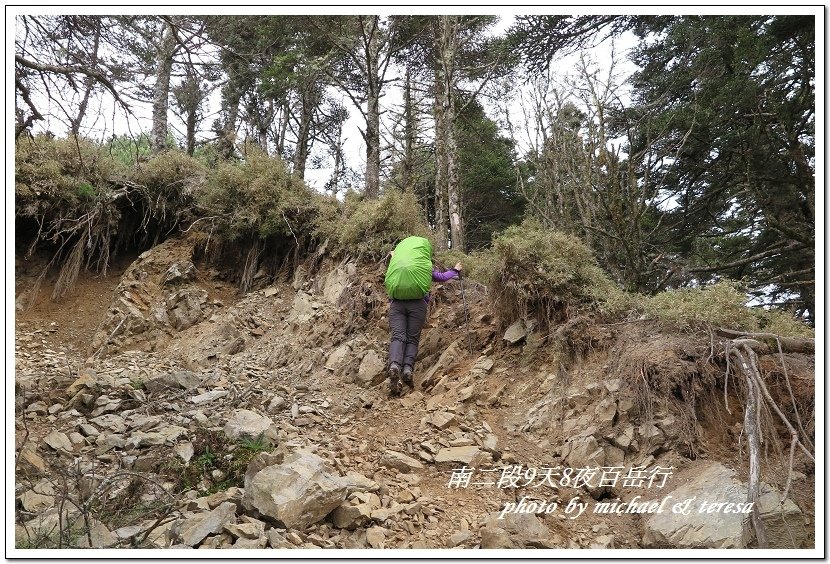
[722,331,815,548]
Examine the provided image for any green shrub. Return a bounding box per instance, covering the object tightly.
[316,189,431,259]
[132,150,206,200]
[106,134,152,167]
[15,135,127,214]
[434,249,470,273]
[194,144,321,242]
[641,280,813,336]
[472,218,622,328]
[470,220,811,337]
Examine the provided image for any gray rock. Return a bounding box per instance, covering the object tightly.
[610,425,635,451]
[20,490,54,512]
[758,485,810,548]
[594,398,617,428]
[331,502,373,530]
[341,471,380,494]
[562,435,605,469]
[243,451,285,490]
[370,503,406,522]
[65,368,107,396]
[321,265,351,304]
[43,430,73,452]
[162,261,197,286]
[427,411,458,430]
[127,426,187,448]
[639,423,665,453]
[267,394,287,412]
[172,501,237,547]
[589,534,616,549]
[561,412,594,437]
[18,447,47,476]
[288,293,316,323]
[483,434,499,451]
[366,526,386,548]
[224,521,264,540]
[480,512,552,548]
[231,536,267,549]
[190,390,229,405]
[325,344,351,371]
[242,450,349,529]
[603,444,626,467]
[78,423,99,437]
[73,519,118,548]
[166,288,208,331]
[69,431,86,446]
[480,526,514,548]
[89,414,126,433]
[400,392,424,408]
[90,396,122,417]
[266,528,294,548]
[174,442,195,464]
[25,401,48,415]
[474,356,494,373]
[96,433,126,450]
[144,371,202,393]
[223,409,276,444]
[503,320,527,344]
[356,350,386,387]
[434,446,486,466]
[447,530,471,547]
[379,450,424,472]
[420,340,463,389]
[203,487,244,510]
[641,462,747,548]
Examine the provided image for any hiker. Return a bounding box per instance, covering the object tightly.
[384,236,462,397]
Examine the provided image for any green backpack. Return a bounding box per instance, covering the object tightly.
[385,236,433,300]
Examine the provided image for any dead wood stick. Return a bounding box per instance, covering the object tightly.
[781,433,798,505]
[743,374,768,548]
[716,328,814,354]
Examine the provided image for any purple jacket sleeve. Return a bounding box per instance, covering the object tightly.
[432,268,459,282]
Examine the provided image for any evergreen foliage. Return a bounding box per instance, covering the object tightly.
[316,189,432,260]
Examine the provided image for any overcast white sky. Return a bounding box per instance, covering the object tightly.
[9,9,641,192]
[9,6,821,195]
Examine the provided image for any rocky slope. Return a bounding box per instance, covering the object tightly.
[13,236,815,551]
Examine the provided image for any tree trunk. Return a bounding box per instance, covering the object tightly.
[256,99,274,153]
[433,66,448,251]
[328,118,345,194]
[435,15,464,251]
[176,73,202,156]
[185,98,197,156]
[363,16,381,198]
[151,20,177,154]
[276,101,290,157]
[446,90,464,251]
[402,69,415,192]
[219,96,239,159]
[293,88,314,180]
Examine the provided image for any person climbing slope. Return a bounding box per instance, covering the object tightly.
[384,236,462,397]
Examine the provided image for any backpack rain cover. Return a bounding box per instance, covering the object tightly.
[385,236,433,300]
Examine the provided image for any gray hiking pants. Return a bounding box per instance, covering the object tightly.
[388,298,428,369]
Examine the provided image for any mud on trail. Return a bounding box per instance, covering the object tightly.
[13,236,815,550]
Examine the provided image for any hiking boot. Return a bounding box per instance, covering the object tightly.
[402,365,414,387]
[390,378,402,397]
[389,363,402,397]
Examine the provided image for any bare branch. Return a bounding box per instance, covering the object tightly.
[16,54,132,113]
